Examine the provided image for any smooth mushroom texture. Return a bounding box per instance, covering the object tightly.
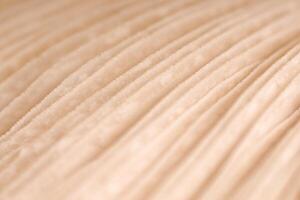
[0,0,299,199]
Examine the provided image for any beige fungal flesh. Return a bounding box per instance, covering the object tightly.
[0,0,299,199]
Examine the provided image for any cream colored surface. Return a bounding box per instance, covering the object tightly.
[0,0,299,199]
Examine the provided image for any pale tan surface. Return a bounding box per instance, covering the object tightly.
[0,0,299,199]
